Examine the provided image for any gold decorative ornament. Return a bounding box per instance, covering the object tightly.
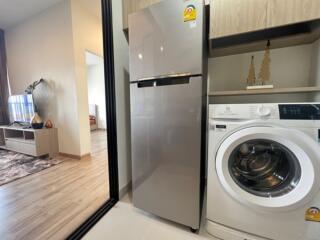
[247,40,274,90]
[45,119,53,129]
[246,55,256,87]
[258,40,271,85]
[30,112,44,129]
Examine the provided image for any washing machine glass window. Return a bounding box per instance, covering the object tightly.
[228,139,302,198]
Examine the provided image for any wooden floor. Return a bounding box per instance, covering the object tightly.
[0,130,109,240]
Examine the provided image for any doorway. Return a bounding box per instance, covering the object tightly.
[85,51,108,159]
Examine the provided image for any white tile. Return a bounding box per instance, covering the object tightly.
[83,197,217,240]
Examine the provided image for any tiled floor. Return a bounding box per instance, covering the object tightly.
[83,194,218,240]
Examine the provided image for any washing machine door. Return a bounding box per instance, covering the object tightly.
[216,126,320,211]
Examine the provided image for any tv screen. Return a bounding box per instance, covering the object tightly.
[8,94,35,123]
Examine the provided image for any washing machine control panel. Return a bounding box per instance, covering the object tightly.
[211,103,320,120]
[256,105,272,117]
[279,104,320,120]
[211,104,279,119]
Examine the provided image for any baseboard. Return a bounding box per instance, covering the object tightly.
[119,181,132,199]
[59,152,91,160]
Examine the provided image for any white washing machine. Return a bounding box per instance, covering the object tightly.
[206,103,320,240]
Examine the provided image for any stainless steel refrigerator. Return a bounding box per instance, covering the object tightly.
[129,0,207,230]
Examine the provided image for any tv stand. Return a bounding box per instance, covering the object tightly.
[0,126,58,158]
[8,122,31,129]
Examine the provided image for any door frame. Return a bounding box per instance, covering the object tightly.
[67,0,119,239]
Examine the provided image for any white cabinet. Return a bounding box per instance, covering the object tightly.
[0,127,58,158]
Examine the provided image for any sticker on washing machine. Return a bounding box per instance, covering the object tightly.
[184,5,196,22]
[305,207,320,222]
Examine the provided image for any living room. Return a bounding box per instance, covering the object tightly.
[0,0,110,239]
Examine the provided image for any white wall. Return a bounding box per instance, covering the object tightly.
[5,0,104,157]
[70,0,103,155]
[112,0,132,191]
[87,62,107,129]
[209,44,313,91]
[310,39,320,101]
[5,0,82,156]
[208,44,316,103]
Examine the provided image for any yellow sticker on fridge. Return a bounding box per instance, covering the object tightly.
[184,5,196,22]
[305,207,320,222]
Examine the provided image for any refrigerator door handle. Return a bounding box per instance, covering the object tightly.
[136,73,201,88]
[137,72,198,81]
[137,77,191,88]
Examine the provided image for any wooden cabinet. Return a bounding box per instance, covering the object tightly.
[210,0,320,39]
[267,0,320,28]
[122,0,162,30]
[210,0,268,39]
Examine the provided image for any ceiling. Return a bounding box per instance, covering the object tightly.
[0,0,64,29]
[0,0,102,30]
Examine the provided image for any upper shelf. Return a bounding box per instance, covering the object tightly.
[209,86,320,97]
[210,20,320,57]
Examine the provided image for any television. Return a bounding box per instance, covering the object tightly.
[8,94,35,124]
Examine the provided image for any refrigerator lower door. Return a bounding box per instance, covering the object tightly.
[130,76,202,229]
